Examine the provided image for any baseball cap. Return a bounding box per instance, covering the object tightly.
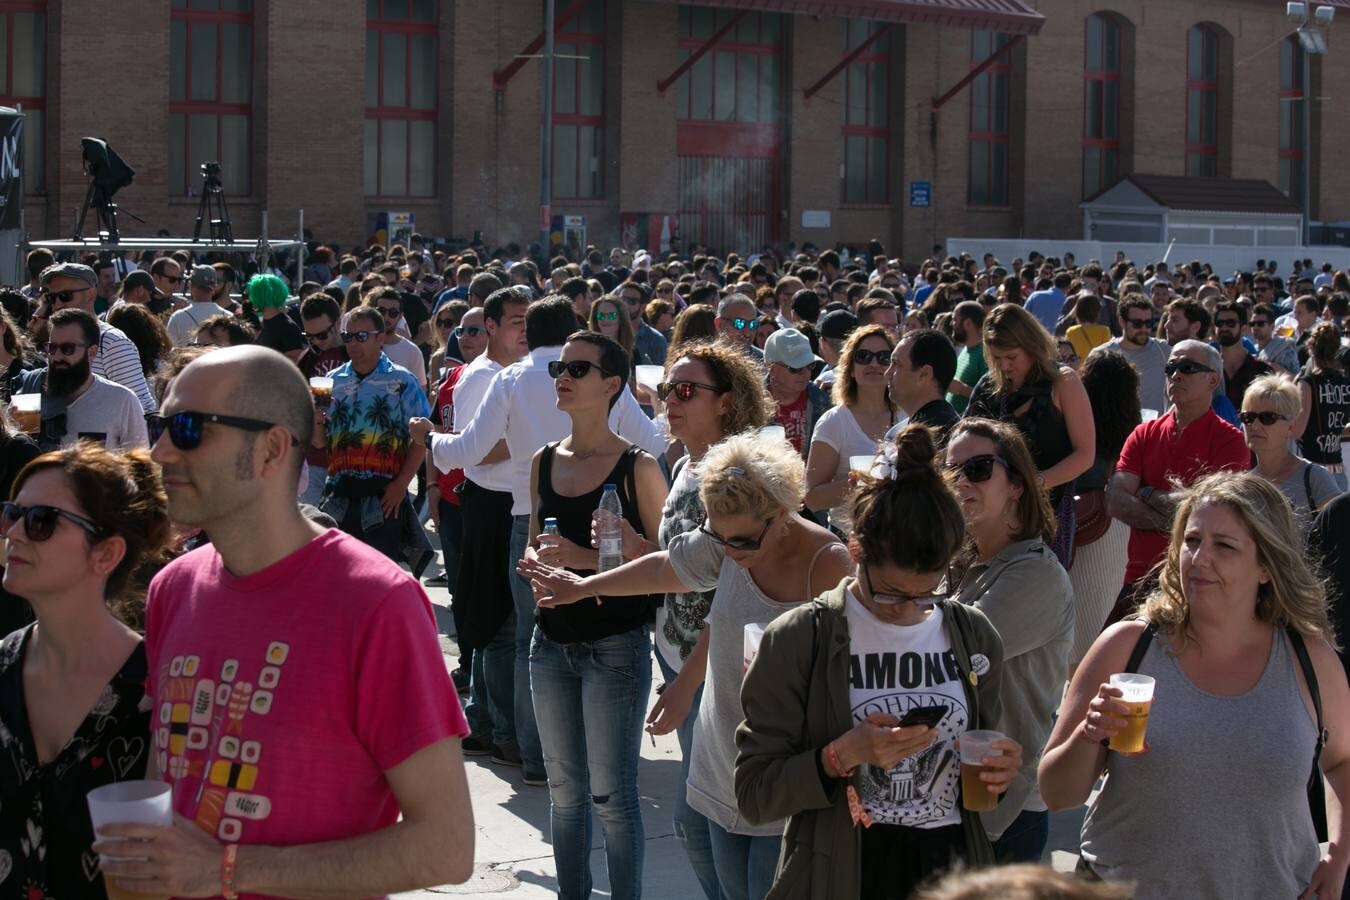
[189,266,218,289]
[763,328,824,370]
[817,308,859,341]
[39,262,96,287]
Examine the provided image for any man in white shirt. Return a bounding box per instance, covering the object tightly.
[1099,296,1169,413]
[409,296,667,788]
[370,287,428,394]
[166,266,231,346]
[39,262,156,412]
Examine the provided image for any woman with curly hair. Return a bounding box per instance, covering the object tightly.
[106,302,173,378]
[1042,472,1350,899]
[0,299,40,399]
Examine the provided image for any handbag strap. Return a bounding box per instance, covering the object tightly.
[1286,627,1327,772]
[1304,463,1316,512]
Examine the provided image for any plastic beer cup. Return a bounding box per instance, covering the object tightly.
[959,729,1005,812]
[86,780,172,900]
[1108,673,1155,754]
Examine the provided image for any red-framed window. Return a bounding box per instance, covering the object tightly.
[969,30,1011,207]
[1083,12,1121,197]
[676,7,781,124]
[842,19,889,205]
[1280,35,1305,199]
[0,2,43,192]
[1185,24,1219,176]
[364,0,436,198]
[553,0,605,200]
[169,0,252,197]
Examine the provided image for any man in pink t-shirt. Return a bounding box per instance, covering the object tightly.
[96,346,473,899]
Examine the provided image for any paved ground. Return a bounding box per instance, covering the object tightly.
[394,569,1086,898]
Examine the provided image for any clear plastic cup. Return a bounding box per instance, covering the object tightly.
[958,729,1006,811]
[743,622,768,675]
[849,454,876,474]
[309,376,334,406]
[759,425,786,442]
[87,781,172,891]
[1108,673,1156,754]
[9,393,39,434]
[634,365,664,394]
[1141,407,1160,422]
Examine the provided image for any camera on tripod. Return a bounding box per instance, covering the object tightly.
[194,160,233,244]
[201,161,222,181]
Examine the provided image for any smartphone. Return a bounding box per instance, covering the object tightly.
[897,705,948,729]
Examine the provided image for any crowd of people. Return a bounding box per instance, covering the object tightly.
[2,235,1350,900]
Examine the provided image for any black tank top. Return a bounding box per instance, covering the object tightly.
[1298,368,1350,465]
[536,442,651,644]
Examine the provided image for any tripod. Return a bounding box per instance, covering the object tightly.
[72,181,133,242]
[192,162,234,244]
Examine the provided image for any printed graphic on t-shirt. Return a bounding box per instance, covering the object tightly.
[848,648,968,826]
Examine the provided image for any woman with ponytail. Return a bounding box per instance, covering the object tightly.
[248,272,306,363]
[734,424,1022,900]
[0,444,171,899]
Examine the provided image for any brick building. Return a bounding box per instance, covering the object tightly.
[9,0,1349,260]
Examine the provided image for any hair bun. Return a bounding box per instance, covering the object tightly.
[890,423,939,474]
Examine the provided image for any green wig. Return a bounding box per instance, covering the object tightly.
[246,273,289,311]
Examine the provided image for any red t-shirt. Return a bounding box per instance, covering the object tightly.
[777,392,809,455]
[1115,408,1250,583]
[145,529,467,896]
[435,364,468,504]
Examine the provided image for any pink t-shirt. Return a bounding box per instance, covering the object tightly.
[145,528,467,894]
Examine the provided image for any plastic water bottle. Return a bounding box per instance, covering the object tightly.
[542,517,560,538]
[596,484,624,572]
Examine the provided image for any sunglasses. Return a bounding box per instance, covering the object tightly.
[1239,410,1289,426]
[162,275,184,285]
[147,410,299,451]
[0,501,107,542]
[775,363,809,375]
[595,311,619,322]
[852,349,889,366]
[1215,319,1241,329]
[44,341,89,357]
[657,287,674,295]
[1251,319,1271,328]
[455,324,485,337]
[341,330,378,344]
[731,318,759,331]
[1124,317,1153,328]
[40,288,89,305]
[698,518,772,552]
[302,325,335,342]
[436,317,457,329]
[1164,359,1214,377]
[943,453,1010,484]
[657,380,721,402]
[548,360,614,379]
[862,565,944,607]
[377,307,402,319]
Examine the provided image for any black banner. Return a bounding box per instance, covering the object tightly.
[0,111,22,231]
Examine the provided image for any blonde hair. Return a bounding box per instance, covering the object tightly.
[697,432,806,521]
[982,303,1059,392]
[832,323,897,412]
[668,340,774,437]
[1241,373,1301,419]
[914,864,1130,900]
[1141,472,1336,647]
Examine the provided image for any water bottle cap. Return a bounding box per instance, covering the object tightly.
[602,483,617,492]
[544,517,558,526]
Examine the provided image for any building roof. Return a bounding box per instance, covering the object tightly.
[1085,174,1304,215]
[646,0,1046,35]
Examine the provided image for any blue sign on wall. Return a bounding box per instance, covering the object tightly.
[910,181,932,208]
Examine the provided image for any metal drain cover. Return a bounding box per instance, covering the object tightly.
[422,867,519,894]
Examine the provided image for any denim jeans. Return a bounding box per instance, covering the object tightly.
[991,808,1049,863]
[705,820,780,900]
[531,626,652,900]
[465,613,517,747]
[655,650,722,900]
[509,515,545,775]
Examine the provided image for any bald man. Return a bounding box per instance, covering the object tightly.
[107,346,474,897]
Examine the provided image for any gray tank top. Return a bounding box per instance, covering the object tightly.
[1080,630,1321,899]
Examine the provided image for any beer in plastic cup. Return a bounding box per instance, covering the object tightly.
[743,622,768,675]
[1108,673,1155,754]
[849,454,876,474]
[959,729,1006,812]
[309,376,334,406]
[1141,408,1160,422]
[759,424,786,443]
[635,365,663,394]
[86,780,172,900]
[10,393,39,435]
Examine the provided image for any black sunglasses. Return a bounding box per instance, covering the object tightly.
[302,325,334,342]
[1250,319,1271,328]
[1,501,107,542]
[44,341,89,357]
[377,306,402,319]
[455,325,485,337]
[1239,410,1289,426]
[699,518,772,551]
[147,411,298,451]
[548,360,613,380]
[943,453,1010,484]
[657,381,721,402]
[852,349,889,366]
[1215,319,1241,329]
[341,330,378,344]
[1124,317,1153,328]
[1164,359,1214,377]
[40,288,89,305]
[436,317,457,329]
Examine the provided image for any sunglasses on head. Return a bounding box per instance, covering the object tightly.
[548,360,613,379]
[1164,359,1214,377]
[595,311,619,322]
[656,380,721,402]
[699,518,772,551]
[0,501,107,542]
[1239,410,1289,426]
[455,324,485,337]
[731,318,759,331]
[147,410,299,451]
[341,330,378,344]
[852,349,888,366]
[943,453,1009,484]
[40,288,88,305]
[44,341,89,357]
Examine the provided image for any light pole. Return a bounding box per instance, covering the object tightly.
[1287,2,1334,247]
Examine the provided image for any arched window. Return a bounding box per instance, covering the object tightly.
[1083,13,1121,196]
[1186,25,1220,176]
[1280,35,1306,199]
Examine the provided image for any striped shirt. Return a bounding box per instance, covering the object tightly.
[95,322,156,413]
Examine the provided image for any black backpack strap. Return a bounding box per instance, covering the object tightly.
[1124,620,1157,673]
[1286,627,1330,841]
[1304,463,1316,512]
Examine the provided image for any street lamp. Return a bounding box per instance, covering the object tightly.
[1288,2,1334,246]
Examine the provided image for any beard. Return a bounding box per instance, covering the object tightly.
[1217,332,1240,348]
[47,355,91,397]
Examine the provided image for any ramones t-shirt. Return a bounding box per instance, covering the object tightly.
[845,590,967,828]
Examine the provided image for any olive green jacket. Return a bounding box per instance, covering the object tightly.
[733,584,1006,900]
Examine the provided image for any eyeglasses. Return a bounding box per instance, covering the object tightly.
[657,381,722,402]
[656,287,674,295]
[44,341,89,357]
[1215,318,1241,329]
[861,565,944,607]
[455,324,485,338]
[699,518,772,552]
[1124,317,1153,328]
[852,349,889,366]
[595,311,619,322]
[341,330,378,344]
[1164,359,1215,378]
[377,306,402,319]
[943,453,1010,484]
[147,410,299,451]
[161,275,184,285]
[774,363,809,375]
[1239,410,1289,426]
[0,501,107,542]
[302,325,334,342]
[731,318,759,331]
[40,288,89,305]
[548,360,614,380]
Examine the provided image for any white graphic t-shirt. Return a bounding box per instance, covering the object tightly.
[845,590,967,828]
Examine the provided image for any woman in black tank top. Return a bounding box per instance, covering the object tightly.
[524,332,667,900]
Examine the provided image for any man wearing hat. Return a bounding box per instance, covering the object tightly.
[166,265,231,347]
[814,307,858,389]
[762,328,831,458]
[38,262,155,413]
[118,270,173,319]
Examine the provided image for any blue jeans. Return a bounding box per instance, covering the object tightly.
[530,626,652,900]
[992,808,1049,863]
[509,515,545,775]
[464,613,516,747]
[706,820,780,900]
[655,650,722,900]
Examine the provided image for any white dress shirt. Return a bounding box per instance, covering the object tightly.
[431,345,668,516]
[448,353,511,493]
